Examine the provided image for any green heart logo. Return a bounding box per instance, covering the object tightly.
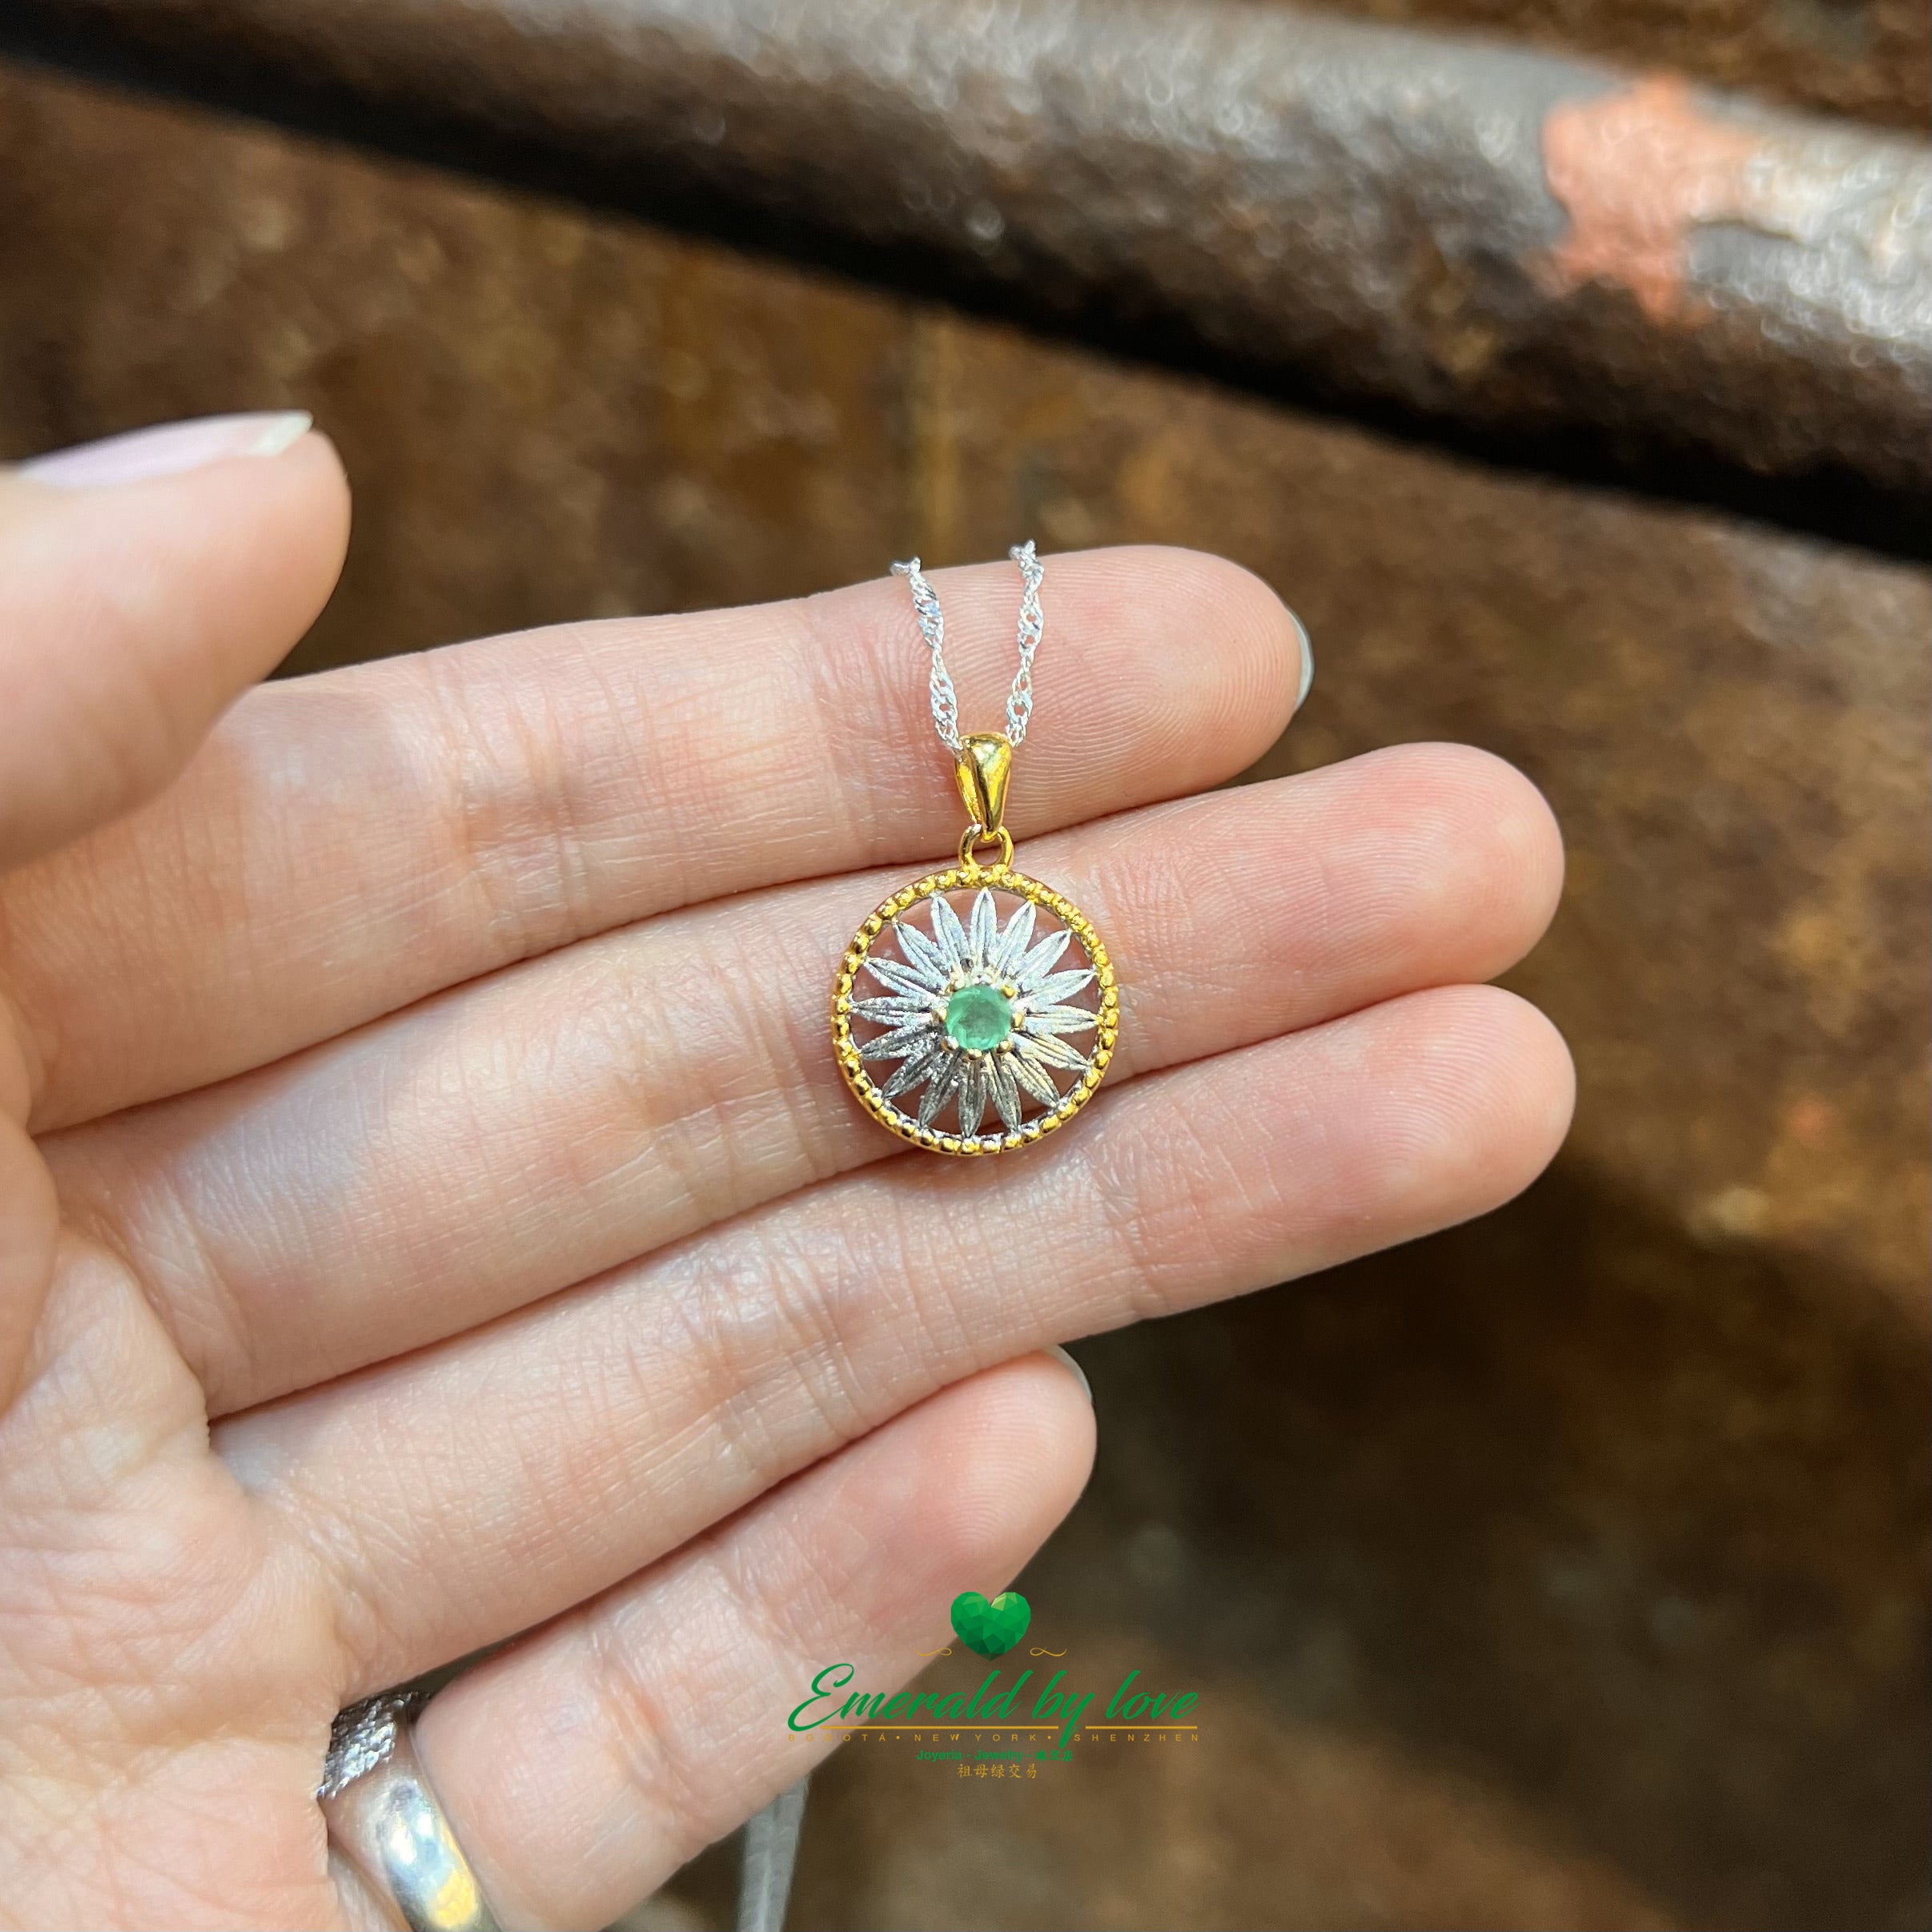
[950,1589,1031,1658]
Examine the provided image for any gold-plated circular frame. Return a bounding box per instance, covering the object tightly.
[832,860,1119,1155]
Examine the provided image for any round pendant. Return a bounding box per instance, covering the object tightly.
[832,858,1119,1155]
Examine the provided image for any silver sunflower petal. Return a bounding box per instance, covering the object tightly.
[968,890,999,970]
[918,1047,965,1129]
[865,956,944,1001]
[1014,926,1072,993]
[986,1052,1022,1131]
[992,899,1036,978]
[890,918,952,990]
[929,894,970,972]
[860,1019,939,1061]
[1028,967,1096,1007]
[880,1032,948,1099]
[1006,1046,1062,1108]
[1020,1002,1098,1036]
[850,994,936,1026]
[957,1057,987,1135]
[1015,1030,1091,1074]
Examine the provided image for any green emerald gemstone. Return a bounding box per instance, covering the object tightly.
[943,982,1014,1052]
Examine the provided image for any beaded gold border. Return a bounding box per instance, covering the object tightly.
[831,862,1119,1155]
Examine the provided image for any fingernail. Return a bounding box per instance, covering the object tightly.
[1289,609,1315,713]
[1045,1344,1092,1404]
[18,411,314,488]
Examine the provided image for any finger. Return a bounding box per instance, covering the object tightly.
[0,415,345,1394]
[0,414,347,871]
[413,1351,1095,1931]
[6,547,1303,1131]
[52,745,1564,1414]
[223,982,1574,1691]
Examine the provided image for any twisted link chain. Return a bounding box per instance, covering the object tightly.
[891,541,1044,753]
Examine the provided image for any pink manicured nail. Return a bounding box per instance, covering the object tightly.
[18,411,314,488]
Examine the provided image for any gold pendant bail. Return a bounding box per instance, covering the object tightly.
[954,731,1014,838]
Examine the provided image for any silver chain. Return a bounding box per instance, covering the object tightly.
[891,542,1044,753]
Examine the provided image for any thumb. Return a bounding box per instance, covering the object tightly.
[0,412,351,871]
[0,412,347,1400]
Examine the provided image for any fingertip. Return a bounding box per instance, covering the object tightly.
[1159,980,1578,1287]
[1496,985,1579,1174]
[0,422,352,866]
[920,1352,1098,1552]
[259,430,354,655]
[1325,741,1568,977]
[1406,981,1577,1215]
[1106,544,1306,777]
[288,427,354,568]
[1434,743,1567,943]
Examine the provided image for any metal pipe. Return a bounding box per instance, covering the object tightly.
[7,0,1928,500]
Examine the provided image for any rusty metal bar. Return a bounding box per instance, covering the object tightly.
[6,0,1929,516]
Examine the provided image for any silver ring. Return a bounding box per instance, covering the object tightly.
[319,1693,502,1932]
[738,1775,810,1932]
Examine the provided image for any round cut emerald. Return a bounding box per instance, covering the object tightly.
[944,982,1014,1052]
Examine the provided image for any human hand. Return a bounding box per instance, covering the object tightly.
[0,414,1572,1928]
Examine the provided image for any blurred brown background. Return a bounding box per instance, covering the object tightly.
[0,1,1926,1927]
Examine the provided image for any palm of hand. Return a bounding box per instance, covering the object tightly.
[0,427,1570,1929]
